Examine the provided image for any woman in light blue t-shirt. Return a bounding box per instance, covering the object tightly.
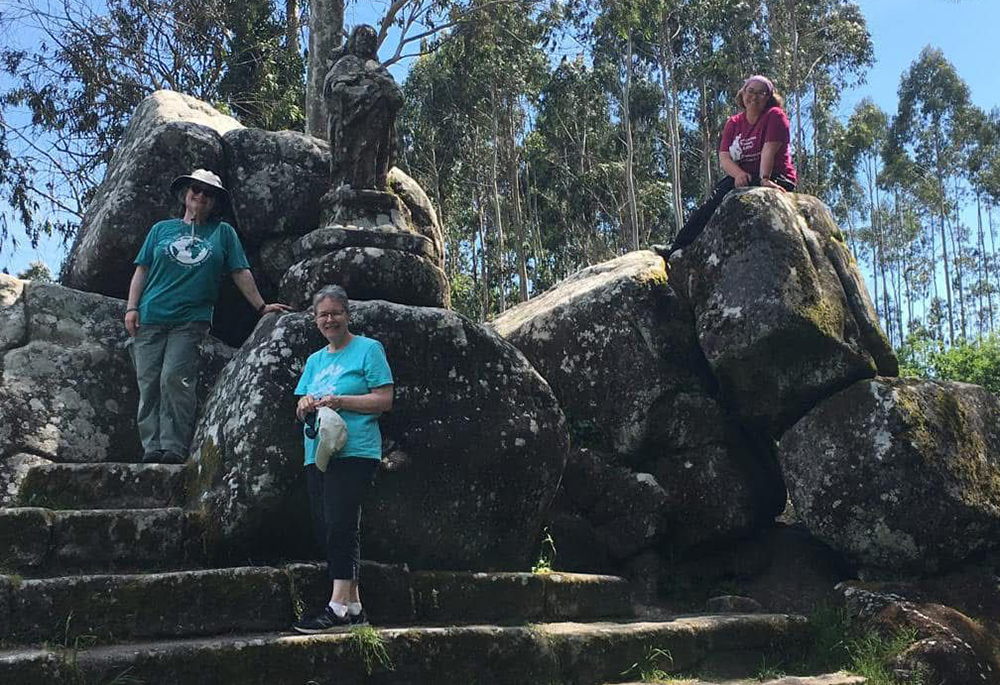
[292,285,393,634]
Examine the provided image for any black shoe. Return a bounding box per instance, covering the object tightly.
[292,605,352,634]
[159,450,186,464]
[141,450,163,464]
[651,243,674,259]
[349,608,369,627]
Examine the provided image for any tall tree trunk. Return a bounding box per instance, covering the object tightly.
[305,0,344,139]
[286,0,300,54]
[490,105,507,312]
[623,33,639,251]
[934,135,955,344]
[700,76,713,199]
[505,99,528,302]
[976,190,992,332]
[658,16,683,235]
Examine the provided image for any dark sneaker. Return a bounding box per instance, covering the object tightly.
[159,450,186,464]
[141,450,163,464]
[650,243,673,259]
[292,605,352,634]
[349,608,369,627]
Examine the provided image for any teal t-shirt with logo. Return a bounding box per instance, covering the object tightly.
[294,336,394,464]
[134,218,251,324]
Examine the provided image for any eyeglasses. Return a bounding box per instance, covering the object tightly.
[745,87,769,98]
[189,184,216,197]
[315,310,347,320]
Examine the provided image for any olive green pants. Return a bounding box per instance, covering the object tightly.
[131,321,208,456]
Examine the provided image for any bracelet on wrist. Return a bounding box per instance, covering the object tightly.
[125,307,139,314]
[257,302,266,315]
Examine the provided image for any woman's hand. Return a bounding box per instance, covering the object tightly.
[733,170,752,187]
[261,303,293,315]
[125,310,140,337]
[315,395,344,411]
[760,177,787,193]
[296,395,318,420]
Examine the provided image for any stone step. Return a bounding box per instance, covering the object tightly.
[0,507,200,575]
[18,463,185,510]
[0,614,810,685]
[0,563,632,644]
[629,675,864,685]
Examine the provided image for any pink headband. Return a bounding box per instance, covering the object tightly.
[743,75,774,94]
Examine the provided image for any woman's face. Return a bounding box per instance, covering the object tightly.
[185,183,217,218]
[314,297,350,341]
[742,82,770,112]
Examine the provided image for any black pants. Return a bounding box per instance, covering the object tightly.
[672,174,796,251]
[305,458,378,581]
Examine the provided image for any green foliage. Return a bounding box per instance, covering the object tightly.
[898,332,1000,394]
[531,527,557,574]
[15,260,53,281]
[620,645,674,682]
[0,0,304,253]
[771,604,922,685]
[349,625,394,675]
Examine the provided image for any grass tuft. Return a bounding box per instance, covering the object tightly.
[349,625,394,675]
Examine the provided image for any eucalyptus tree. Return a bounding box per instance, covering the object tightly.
[888,46,973,345]
[399,0,550,315]
[961,106,1000,331]
[762,0,873,194]
[0,0,303,254]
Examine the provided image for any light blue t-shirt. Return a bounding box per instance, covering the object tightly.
[294,335,394,464]
[134,218,250,324]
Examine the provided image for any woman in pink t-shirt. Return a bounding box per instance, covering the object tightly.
[658,75,797,257]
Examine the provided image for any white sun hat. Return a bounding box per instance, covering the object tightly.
[169,168,230,203]
[314,407,348,472]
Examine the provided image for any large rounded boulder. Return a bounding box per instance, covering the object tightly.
[779,376,1000,574]
[188,301,568,570]
[670,190,898,436]
[492,252,785,568]
[61,91,243,297]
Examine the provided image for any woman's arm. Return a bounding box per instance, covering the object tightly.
[316,385,393,414]
[230,269,293,315]
[719,152,751,187]
[124,266,148,337]
[759,141,788,192]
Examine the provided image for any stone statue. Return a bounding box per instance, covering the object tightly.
[323,25,404,191]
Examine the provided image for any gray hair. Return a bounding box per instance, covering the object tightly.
[312,285,350,310]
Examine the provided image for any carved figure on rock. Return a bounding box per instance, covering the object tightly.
[125,169,291,465]
[323,25,403,190]
[292,285,394,633]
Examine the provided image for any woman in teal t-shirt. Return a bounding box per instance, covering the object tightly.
[124,169,290,464]
[292,285,393,634]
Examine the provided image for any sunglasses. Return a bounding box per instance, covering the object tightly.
[745,87,769,98]
[189,184,216,198]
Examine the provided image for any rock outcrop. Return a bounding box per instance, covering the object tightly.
[780,377,1000,575]
[839,582,1000,684]
[670,189,898,436]
[0,274,233,505]
[189,301,568,570]
[61,91,243,297]
[493,252,785,573]
[59,90,449,346]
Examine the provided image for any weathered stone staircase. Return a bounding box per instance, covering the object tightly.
[1,459,861,684]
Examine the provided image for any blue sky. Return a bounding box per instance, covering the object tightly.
[4,0,998,276]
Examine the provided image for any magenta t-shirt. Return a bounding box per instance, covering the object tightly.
[718,106,797,184]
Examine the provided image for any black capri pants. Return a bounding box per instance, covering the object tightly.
[305,457,378,581]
